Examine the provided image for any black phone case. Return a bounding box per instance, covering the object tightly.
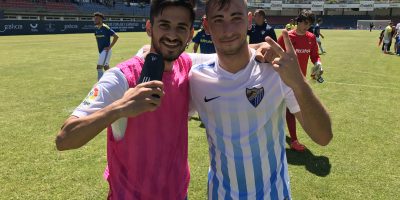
[137,53,165,84]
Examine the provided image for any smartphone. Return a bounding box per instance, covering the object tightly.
[137,53,165,84]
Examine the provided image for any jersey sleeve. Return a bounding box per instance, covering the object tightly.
[188,53,216,66]
[280,80,300,114]
[268,27,277,42]
[72,68,128,118]
[309,34,321,64]
[247,25,254,35]
[192,31,202,43]
[108,27,116,36]
[315,26,320,35]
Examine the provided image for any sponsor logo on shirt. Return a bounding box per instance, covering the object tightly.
[82,86,100,106]
[295,49,311,54]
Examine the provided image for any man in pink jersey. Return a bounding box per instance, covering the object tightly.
[277,9,325,152]
[55,0,198,199]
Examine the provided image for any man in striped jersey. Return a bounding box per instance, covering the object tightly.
[189,0,333,199]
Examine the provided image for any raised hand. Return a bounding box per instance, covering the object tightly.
[254,42,279,63]
[265,30,306,90]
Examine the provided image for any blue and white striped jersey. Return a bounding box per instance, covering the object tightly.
[189,49,300,200]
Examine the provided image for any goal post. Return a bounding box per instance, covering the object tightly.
[357,20,391,30]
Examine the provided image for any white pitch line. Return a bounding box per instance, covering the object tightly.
[325,81,400,90]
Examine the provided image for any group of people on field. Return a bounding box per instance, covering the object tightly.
[379,21,400,55]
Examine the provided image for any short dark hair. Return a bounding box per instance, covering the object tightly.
[205,0,228,16]
[205,0,247,17]
[150,0,196,27]
[254,9,266,18]
[296,9,315,24]
[93,12,105,20]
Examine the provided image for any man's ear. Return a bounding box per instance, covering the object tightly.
[146,20,152,37]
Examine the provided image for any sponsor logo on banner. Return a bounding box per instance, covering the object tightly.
[30,23,39,32]
[324,4,358,8]
[311,1,324,11]
[0,24,23,33]
[61,24,78,32]
[283,4,310,9]
[248,2,267,8]
[82,24,95,30]
[45,23,56,32]
[360,1,374,11]
[270,1,282,10]
[389,3,400,7]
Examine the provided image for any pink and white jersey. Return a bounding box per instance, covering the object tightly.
[72,53,195,200]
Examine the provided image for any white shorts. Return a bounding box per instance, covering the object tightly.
[316,37,321,43]
[97,49,112,66]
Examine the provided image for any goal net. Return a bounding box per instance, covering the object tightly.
[357,20,391,30]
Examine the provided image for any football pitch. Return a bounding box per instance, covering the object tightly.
[0,30,399,199]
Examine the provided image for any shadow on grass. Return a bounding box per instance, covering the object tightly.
[189,116,205,128]
[285,136,331,177]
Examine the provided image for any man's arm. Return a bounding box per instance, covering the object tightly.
[193,42,200,53]
[266,31,332,146]
[292,84,332,146]
[310,35,321,65]
[55,81,164,151]
[268,27,278,42]
[108,34,119,50]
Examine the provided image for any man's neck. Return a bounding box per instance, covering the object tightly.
[217,45,251,74]
[296,29,306,36]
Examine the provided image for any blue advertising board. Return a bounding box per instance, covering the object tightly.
[0,20,202,35]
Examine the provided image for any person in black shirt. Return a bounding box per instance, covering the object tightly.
[247,9,277,44]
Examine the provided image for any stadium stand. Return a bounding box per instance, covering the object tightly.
[0,0,399,35]
[0,0,79,13]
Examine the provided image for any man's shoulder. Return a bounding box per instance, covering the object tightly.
[190,60,216,73]
[265,23,274,30]
[306,31,316,38]
[116,56,144,71]
[102,23,111,30]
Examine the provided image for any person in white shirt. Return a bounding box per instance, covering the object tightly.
[189,0,333,199]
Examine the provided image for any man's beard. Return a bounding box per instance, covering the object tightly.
[152,35,186,62]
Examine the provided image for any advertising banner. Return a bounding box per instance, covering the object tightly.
[359,1,374,11]
[270,1,282,10]
[0,20,147,35]
[311,1,324,11]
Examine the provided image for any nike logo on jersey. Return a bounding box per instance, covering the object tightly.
[204,96,220,102]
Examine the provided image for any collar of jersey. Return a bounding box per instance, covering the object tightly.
[215,48,256,80]
[96,23,105,29]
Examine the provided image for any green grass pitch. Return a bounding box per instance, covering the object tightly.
[0,30,399,199]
